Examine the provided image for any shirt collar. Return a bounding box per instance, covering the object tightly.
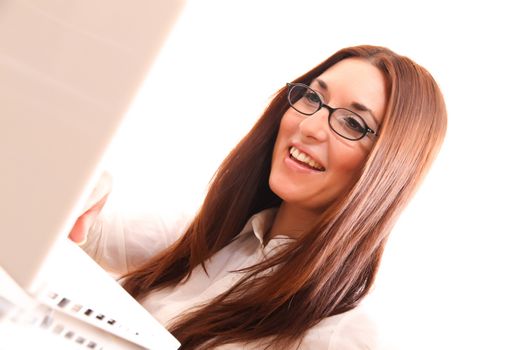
[236,208,278,245]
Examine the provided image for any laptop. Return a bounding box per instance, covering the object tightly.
[0,0,185,348]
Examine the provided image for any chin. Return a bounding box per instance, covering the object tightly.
[269,174,315,210]
[269,171,301,201]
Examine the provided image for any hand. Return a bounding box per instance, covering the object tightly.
[68,172,112,244]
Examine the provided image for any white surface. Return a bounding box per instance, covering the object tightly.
[99,1,525,349]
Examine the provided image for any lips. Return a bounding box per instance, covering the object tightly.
[288,146,325,171]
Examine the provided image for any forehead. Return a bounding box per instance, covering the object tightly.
[314,58,387,124]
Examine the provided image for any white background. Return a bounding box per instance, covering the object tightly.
[101,1,525,349]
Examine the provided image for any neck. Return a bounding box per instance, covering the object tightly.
[267,202,320,241]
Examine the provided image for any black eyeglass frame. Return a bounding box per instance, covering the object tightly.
[286,82,379,141]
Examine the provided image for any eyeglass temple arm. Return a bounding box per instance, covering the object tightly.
[367,127,379,138]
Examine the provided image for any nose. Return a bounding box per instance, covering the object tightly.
[298,107,330,143]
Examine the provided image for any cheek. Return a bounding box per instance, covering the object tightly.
[336,151,367,172]
[272,112,296,156]
[328,145,369,189]
[277,111,297,138]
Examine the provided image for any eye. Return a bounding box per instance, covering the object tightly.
[342,116,365,132]
[303,90,321,105]
[331,112,367,139]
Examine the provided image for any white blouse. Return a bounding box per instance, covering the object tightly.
[82,208,379,349]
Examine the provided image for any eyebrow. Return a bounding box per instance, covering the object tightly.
[313,78,380,127]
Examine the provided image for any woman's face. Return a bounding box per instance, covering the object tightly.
[269,58,387,212]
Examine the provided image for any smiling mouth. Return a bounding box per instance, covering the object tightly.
[289,146,325,171]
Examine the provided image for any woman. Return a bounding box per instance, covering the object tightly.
[75,45,447,349]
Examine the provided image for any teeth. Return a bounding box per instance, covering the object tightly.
[289,146,324,171]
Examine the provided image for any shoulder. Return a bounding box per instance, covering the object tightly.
[300,306,379,350]
[83,209,193,274]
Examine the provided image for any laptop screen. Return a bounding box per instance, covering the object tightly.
[0,0,185,290]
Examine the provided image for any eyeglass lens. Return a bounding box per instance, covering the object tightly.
[288,84,367,140]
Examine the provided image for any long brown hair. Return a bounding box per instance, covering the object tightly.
[122,45,447,349]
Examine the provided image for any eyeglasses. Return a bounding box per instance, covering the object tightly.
[286,83,378,141]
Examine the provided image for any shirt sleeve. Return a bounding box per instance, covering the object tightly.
[80,209,192,276]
